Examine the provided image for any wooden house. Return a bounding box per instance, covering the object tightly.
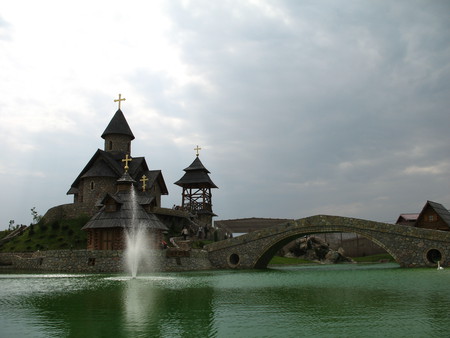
[414,200,450,231]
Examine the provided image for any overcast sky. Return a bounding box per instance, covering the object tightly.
[1,0,449,229]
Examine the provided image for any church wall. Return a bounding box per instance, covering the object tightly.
[104,134,131,154]
[86,228,125,250]
[80,176,117,205]
[149,183,162,207]
[86,228,164,251]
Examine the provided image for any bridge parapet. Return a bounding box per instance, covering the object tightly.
[206,215,450,269]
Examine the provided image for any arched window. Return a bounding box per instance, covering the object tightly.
[90,181,95,190]
[109,140,113,150]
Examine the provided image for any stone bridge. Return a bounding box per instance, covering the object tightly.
[205,215,450,269]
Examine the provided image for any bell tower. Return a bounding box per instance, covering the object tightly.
[174,146,218,226]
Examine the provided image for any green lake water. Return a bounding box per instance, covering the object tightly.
[0,263,449,337]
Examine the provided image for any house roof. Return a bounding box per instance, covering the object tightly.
[82,190,168,231]
[101,109,135,140]
[396,213,419,224]
[174,156,218,188]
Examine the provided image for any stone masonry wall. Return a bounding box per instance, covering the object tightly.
[43,203,94,224]
[0,249,212,273]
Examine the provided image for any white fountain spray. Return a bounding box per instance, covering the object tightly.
[125,185,150,278]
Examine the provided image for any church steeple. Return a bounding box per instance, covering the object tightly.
[101,109,135,154]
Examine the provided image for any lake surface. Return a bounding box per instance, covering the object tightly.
[0,263,449,337]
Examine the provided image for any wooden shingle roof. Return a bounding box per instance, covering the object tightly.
[67,150,170,194]
[82,190,168,231]
[101,109,135,140]
[174,157,218,188]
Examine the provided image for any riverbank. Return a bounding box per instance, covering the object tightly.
[268,253,394,266]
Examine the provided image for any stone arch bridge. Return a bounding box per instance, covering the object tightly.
[205,215,450,269]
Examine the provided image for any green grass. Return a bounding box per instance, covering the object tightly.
[269,256,317,265]
[0,215,89,252]
[351,253,395,263]
[269,253,395,266]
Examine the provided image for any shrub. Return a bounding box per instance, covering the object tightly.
[28,224,35,237]
[51,221,60,231]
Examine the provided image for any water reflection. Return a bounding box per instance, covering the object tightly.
[0,265,449,337]
[122,278,158,335]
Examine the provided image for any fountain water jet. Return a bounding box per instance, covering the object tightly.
[125,223,149,278]
[124,186,152,278]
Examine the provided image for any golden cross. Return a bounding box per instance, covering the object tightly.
[114,93,126,110]
[122,154,132,172]
[194,145,202,157]
[140,175,148,192]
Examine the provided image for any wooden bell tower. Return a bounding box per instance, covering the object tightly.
[174,146,218,226]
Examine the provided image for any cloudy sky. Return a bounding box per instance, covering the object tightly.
[1,0,449,229]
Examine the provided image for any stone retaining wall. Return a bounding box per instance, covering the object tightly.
[42,204,93,224]
[0,249,212,273]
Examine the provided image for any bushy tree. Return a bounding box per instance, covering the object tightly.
[30,207,42,224]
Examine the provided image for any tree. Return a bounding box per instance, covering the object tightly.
[8,220,14,231]
[30,207,42,224]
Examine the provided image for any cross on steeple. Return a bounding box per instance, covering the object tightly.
[140,175,148,192]
[114,93,126,110]
[194,145,202,157]
[122,154,132,173]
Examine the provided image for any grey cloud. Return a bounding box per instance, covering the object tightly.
[155,1,450,221]
[3,1,449,227]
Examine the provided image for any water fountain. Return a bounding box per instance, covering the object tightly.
[124,186,151,278]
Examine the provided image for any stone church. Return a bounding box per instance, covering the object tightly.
[67,108,168,213]
[42,98,218,249]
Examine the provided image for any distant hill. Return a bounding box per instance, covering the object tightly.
[215,218,292,234]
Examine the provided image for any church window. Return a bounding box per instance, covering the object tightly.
[90,181,95,190]
[109,141,113,150]
[127,142,131,153]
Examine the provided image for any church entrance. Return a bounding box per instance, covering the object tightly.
[100,230,114,250]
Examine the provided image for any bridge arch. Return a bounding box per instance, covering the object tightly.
[252,226,396,269]
[206,215,450,269]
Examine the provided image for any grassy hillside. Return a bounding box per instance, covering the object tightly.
[0,216,89,252]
